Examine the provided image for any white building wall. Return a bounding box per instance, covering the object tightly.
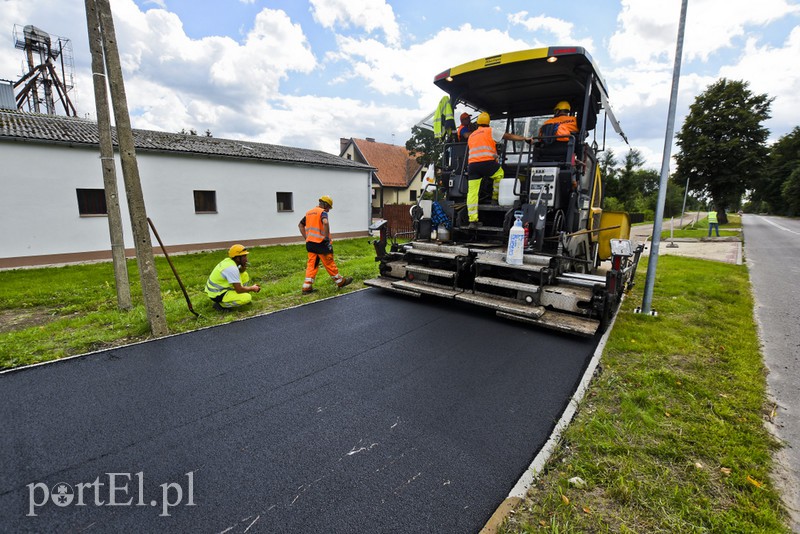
[0,143,370,262]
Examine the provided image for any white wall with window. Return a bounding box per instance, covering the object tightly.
[0,143,371,267]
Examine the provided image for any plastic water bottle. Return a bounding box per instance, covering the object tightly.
[506,211,525,265]
[437,223,450,242]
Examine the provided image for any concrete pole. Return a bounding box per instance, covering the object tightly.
[679,174,690,228]
[93,0,168,336]
[640,0,688,315]
[84,0,132,311]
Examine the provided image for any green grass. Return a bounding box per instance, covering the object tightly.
[501,255,788,533]
[0,238,379,368]
[661,214,742,239]
[0,235,789,531]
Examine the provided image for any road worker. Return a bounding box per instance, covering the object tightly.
[466,111,531,227]
[205,244,261,311]
[298,195,353,294]
[538,100,578,144]
[707,208,720,237]
[457,112,475,141]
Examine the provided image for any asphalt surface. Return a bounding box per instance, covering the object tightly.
[743,214,800,531]
[0,290,597,533]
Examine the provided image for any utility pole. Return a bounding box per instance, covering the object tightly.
[89,0,168,335]
[640,0,688,315]
[84,0,132,311]
[679,174,690,228]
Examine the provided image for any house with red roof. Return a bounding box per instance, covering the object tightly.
[339,137,424,216]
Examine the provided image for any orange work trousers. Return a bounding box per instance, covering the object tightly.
[304,252,343,290]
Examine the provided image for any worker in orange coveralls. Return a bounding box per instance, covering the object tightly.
[298,195,353,294]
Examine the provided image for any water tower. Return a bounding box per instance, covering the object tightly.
[12,24,76,116]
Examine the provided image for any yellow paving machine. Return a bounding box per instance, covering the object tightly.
[365,47,643,336]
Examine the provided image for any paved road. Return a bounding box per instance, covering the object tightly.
[744,214,800,531]
[0,290,598,533]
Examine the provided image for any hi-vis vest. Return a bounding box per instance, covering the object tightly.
[304,206,326,243]
[708,211,718,223]
[540,115,578,142]
[468,127,497,164]
[205,257,237,298]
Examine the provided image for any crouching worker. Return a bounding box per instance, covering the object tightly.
[298,195,353,294]
[205,244,261,311]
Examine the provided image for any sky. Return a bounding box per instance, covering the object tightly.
[1,0,799,170]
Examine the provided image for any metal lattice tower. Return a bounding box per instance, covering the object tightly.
[12,24,77,116]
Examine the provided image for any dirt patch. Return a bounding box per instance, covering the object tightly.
[0,307,61,334]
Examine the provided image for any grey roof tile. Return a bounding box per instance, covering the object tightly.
[0,110,372,171]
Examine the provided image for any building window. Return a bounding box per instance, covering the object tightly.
[76,189,107,216]
[346,154,352,160]
[410,190,417,202]
[194,190,217,213]
[277,192,293,212]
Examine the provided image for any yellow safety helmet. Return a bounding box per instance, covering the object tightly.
[319,195,333,208]
[476,112,491,125]
[228,244,249,258]
[554,101,571,112]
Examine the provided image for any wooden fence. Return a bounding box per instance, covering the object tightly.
[379,204,415,239]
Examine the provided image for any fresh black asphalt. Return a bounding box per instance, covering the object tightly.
[1,289,597,533]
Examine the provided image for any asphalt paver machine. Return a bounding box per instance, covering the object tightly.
[365,47,643,336]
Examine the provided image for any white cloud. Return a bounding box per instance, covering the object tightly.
[104,2,316,112]
[609,0,800,64]
[2,0,798,168]
[719,26,800,141]
[309,0,401,46]
[328,24,533,107]
[507,11,594,50]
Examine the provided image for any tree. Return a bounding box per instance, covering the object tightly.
[782,166,800,215]
[405,126,442,169]
[599,149,620,200]
[752,127,800,214]
[674,79,772,223]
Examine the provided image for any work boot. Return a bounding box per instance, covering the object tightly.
[337,276,353,289]
[212,301,231,313]
[302,287,316,295]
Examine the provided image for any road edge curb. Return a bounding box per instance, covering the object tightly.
[479,302,621,533]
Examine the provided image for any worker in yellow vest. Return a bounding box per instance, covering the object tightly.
[707,209,720,237]
[205,244,261,311]
[466,112,532,228]
[298,195,353,294]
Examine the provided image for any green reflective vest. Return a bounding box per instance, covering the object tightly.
[205,257,238,298]
[708,211,718,224]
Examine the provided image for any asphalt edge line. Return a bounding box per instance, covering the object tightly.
[480,302,620,534]
[0,288,369,376]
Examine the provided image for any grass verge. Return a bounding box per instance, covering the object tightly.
[501,254,788,533]
[0,238,378,369]
[660,213,742,240]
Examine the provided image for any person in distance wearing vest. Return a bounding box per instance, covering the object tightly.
[298,195,353,295]
[707,208,720,237]
[466,112,532,228]
[204,244,261,311]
